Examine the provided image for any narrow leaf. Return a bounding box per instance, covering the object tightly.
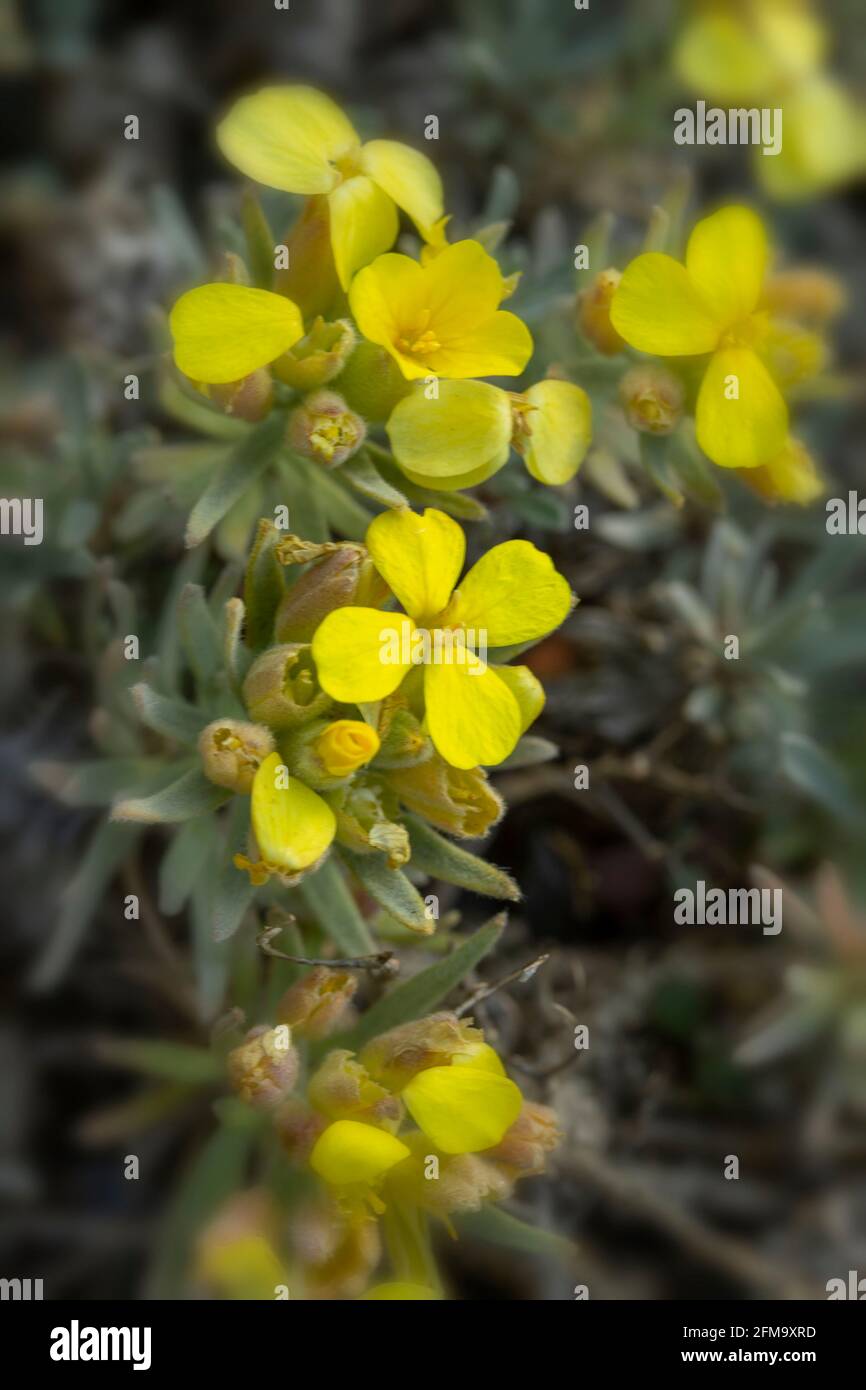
[112,768,230,823]
[457,1204,576,1260]
[185,411,285,548]
[338,846,432,934]
[299,856,375,955]
[178,583,223,686]
[404,816,520,901]
[342,451,409,508]
[158,815,217,915]
[132,683,204,744]
[243,518,285,651]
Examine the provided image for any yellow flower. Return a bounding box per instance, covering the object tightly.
[216,85,443,289]
[313,719,380,778]
[169,283,304,384]
[362,1282,440,1300]
[311,507,572,770]
[611,205,806,470]
[348,240,533,382]
[387,377,591,489]
[234,751,336,884]
[401,1062,522,1155]
[738,437,824,505]
[310,1119,410,1214]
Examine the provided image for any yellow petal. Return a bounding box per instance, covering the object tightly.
[520,380,592,484]
[421,240,512,332]
[169,284,303,384]
[449,540,573,646]
[399,456,509,492]
[740,438,824,505]
[424,659,522,770]
[328,175,399,290]
[696,347,788,469]
[387,380,512,482]
[402,1065,522,1154]
[491,664,545,734]
[610,253,721,355]
[673,13,771,102]
[349,252,428,378]
[360,139,443,236]
[451,1043,506,1075]
[366,507,465,623]
[312,607,415,702]
[216,86,358,194]
[425,309,533,379]
[251,753,336,872]
[685,206,768,328]
[761,76,866,200]
[310,1119,409,1186]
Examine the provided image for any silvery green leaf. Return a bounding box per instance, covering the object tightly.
[185,412,285,548]
[112,768,230,824]
[299,856,375,955]
[404,815,520,901]
[337,846,431,934]
[131,683,204,745]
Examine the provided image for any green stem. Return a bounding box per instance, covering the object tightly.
[382,1202,441,1293]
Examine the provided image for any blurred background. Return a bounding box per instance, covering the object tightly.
[1,0,865,1300]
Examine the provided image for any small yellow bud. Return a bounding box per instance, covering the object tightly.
[577,268,626,355]
[314,720,380,779]
[198,718,275,793]
[287,390,366,468]
[242,644,332,731]
[226,1024,299,1109]
[308,1049,404,1131]
[619,363,685,436]
[276,966,357,1040]
[272,317,357,392]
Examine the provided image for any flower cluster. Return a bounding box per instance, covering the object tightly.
[213,967,559,1298]
[167,84,592,498]
[195,503,571,888]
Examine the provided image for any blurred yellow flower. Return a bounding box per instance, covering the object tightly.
[611,205,819,470]
[311,507,571,770]
[310,1119,410,1214]
[169,283,304,384]
[401,1063,522,1154]
[217,85,443,288]
[738,436,824,504]
[387,377,592,488]
[349,240,533,382]
[362,1282,440,1300]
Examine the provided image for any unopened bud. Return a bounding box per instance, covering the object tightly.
[276,966,357,1040]
[273,317,357,391]
[386,752,504,838]
[359,1013,490,1093]
[274,194,341,321]
[273,1097,328,1162]
[274,544,389,644]
[199,718,275,793]
[208,368,274,423]
[761,268,845,325]
[385,1132,512,1215]
[227,1024,299,1109]
[483,1101,561,1177]
[619,363,685,436]
[577,268,625,355]
[373,700,431,769]
[242,643,331,731]
[331,340,412,424]
[332,784,412,870]
[282,718,380,791]
[287,390,366,468]
[308,1049,404,1132]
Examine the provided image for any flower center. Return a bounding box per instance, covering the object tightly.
[508,394,538,454]
[395,308,442,357]
[331,148,363,182]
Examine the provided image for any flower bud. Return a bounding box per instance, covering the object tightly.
[276,966,357,1040]
[289,1201,381,1300]
[619,363,685,436]
[274,545,389,643]
[281,718,380,791]
[273,317,357,391]
[274,194,341,321]
[307,1049,404,1132]
[385,1132,512,1216]
[198,718,275,793]
[273,1097,328,1162]
[483,1101,561,1177]
[373,700,431,769]
[207,369,274,423]
[332,784,412,870]
[386,752,504,838]
[761,268,845,325]
[242,644,332,730]
[359,1013,492,1093]
[577,268,626,355]
[331,339,412,423]
[286,390,366,468]
[226,1024,299,1109]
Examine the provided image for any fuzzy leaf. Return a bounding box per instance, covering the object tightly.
[457,1204,576,1260]
[158,815,217,915]
[211,859,257,943]
[178,583,223,686]
[404,815,520,901]
[132,683,204,745]
[341,451,409,509]
[112,768,231,824]
[185,412,285,548]
[243,519,285,651]
[338,846,432,934]
[497,735,559,769]
[299,856,375,955]
[95,1038,221,1085]
[340,913,507,1050]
